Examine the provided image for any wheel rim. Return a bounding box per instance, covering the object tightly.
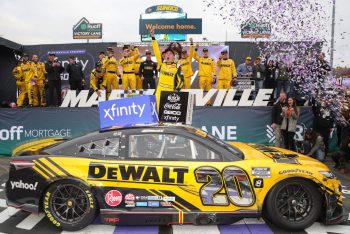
[51,184,89,223]
[275,183,313,222]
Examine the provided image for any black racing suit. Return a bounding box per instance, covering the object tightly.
[139,59,157,89]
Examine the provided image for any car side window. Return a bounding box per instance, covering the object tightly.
[129,134,221,161]
[77,137,120,157]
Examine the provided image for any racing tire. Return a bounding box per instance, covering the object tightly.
[264,178,322,231]
[43,179,97,231]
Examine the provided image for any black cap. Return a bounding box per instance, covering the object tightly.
[221,50,228,54]
[48,52,55,56]
[145,50,151,55]
[182,49,187,54]
[99,51,105,55]
[69,55,76,60]
[202,48,208,52]
[95,62,102,67]
[22,53,29,57]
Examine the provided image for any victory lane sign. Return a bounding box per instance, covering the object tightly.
[159,91,194,125]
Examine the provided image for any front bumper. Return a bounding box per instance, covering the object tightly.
[6,200,39,213]
[323,192,348,225]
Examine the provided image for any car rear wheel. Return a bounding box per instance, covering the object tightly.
[43,180,97,231]
[264,178,322,231]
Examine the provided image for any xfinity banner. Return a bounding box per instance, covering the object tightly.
[99,95,158,129]
[139,18,202,34]
[0,107,337,156]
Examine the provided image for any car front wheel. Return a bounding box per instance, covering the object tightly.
[264,178,322,231]
[43,179,97,231]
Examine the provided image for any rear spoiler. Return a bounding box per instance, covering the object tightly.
[12,138,65,156]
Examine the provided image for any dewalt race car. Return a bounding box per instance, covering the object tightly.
[6,125,347,231]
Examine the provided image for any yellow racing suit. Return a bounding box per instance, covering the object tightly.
[32,61,47,106]
[21,62,38,106]
[193,51,216,91]
[102,56,121,96]
[217,58,237,89]
[178,44,193,89]
[134,57,143,90]
[119,48,140,90]
[12,65,27,107]
[90,68,106,92]
[152,38,184,110]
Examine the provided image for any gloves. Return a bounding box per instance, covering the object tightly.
[119,78,122,85]
[212,76,217,85]
[231,79,238,87]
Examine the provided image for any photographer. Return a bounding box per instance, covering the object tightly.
[66,55,85,93]
[45,53,64,106]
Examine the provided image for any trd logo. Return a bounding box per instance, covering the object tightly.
[253,178,264,188]
[0,126,23,140]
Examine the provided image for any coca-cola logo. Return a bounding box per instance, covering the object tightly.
[164,103,182,110]
[105,190,122,207]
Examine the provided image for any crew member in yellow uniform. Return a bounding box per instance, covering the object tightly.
[150,28,184,109]
[32,54,47,106]
[193,46,216,91]
[21,54,38,107]
[90,62,106,97]
[102,47,121,97]
[119,45,140,91]
[217,50,237,89]
[178,38,194,89]
[12,61,27,107]
[134,56,143,90]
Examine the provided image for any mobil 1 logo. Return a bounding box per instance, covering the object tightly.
[159,91,193,124]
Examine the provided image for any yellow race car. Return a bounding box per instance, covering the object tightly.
[6,125,347,231]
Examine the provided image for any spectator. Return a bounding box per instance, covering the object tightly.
[276,63,291,97]
[312,99,334,156]
[265,60,277,99]
[139,50,157,90]
[45,53,64,106]
[304,129,325,162]
[66,56,85,93]
[315,52,331,90]
[330,136,350,173]
[271,91,287,148]
[237,57,253,77]
[252,56,265,91]
[281,97,300,151]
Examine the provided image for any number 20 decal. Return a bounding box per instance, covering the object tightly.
[194,166,255,207]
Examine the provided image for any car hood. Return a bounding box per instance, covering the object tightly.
[12,138,65,156]
[229,142,328,168]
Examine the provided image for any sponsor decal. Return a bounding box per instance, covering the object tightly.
[148,201,160,207]
[160,201,173,207]
[253,178,264,188]
[251,167,271,178]
[163,196,175,202]
[105,190,122,207]
[136,201,148,207]
[168,93,181,102]
[10,180,38,190]
[148,196,162,201]
[60,89,273,107]
[136,195,148,200]
[125,203,135,208]
[125,193,135,201]
[0,126,71,141]
[88,163,188,185]
[279,169,313,176]
[104,217,120,223]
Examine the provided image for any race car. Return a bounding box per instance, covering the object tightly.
[6,124,347,231]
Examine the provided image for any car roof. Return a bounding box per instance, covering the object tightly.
[100,123,197,133]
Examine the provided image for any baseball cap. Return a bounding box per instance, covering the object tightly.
[48,52,55,56]
[202,48,208,52]
[22,53,29,57]
[246,56,252,60]
[221,50,228,54]
[164,48,175,55]
[182,49,187,54]
[145,50,151,55]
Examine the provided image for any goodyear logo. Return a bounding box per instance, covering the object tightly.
[88,163,188,185]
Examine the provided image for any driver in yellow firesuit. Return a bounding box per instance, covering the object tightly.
[32,54,47,106]
[102,47,121,97]
[12,61,27,107]
[178,38,194,89]
[217,50,237,89]
[21,53,38,107]
[193,46,216,91]
[119,45,140,91]
[150,28,184,110]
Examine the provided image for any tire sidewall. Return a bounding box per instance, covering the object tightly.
[43,179,97,231]
[265,178,322,231]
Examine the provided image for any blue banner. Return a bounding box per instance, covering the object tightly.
[139,18,202,35]
[98,95,158,129]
